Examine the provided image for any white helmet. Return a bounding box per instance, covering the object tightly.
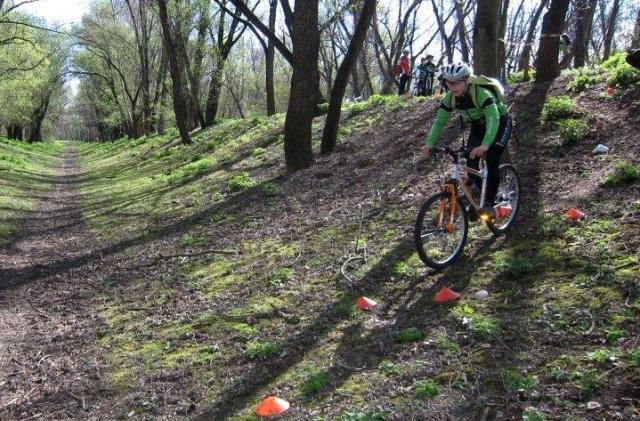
[441,62,471,81]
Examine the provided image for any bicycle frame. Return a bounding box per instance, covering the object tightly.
[435,152,489,231]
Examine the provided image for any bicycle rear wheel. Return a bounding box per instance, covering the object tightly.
[414,192,468,269]
[486,163,521,235]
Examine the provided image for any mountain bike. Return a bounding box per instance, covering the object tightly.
[414,146,521,269]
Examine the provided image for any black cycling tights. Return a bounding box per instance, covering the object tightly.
[466,115,512,206]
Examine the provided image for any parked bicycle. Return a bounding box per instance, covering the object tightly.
[414,145,521,269]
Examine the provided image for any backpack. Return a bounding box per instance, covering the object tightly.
[449,75,506,109]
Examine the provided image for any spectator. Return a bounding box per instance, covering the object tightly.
[396,49,412,95]
[559,33,573,70]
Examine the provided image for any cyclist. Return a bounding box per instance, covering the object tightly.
[421,62,512,219]
[421,55,437,95]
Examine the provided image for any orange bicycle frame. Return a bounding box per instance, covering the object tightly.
[437,182,458,233]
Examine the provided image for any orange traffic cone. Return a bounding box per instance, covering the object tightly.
[356,296,377,310]
[494,204,512,218]
[606,86,615,95]
[566,207,586,220]
[434,287,460,303]
[256,396,290,417]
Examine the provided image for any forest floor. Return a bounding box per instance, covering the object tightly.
[1,73,640,420]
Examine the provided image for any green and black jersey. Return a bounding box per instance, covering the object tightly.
[426,85,509,148]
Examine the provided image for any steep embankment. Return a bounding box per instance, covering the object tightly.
[1,67,639,419]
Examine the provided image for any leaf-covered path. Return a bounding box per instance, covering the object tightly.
[0,145,107,418]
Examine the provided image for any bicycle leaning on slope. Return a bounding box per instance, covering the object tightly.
[413,141,521,269]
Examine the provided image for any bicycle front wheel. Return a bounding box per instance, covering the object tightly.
[414,192,468,269]
[486,163,521,235]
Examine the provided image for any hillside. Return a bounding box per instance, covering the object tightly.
[1,67,639,420]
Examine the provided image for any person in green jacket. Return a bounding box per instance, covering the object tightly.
[422,62,512,218]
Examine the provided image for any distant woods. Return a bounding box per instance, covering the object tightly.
[0,0,639,169]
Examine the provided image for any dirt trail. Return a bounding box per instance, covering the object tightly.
[0,145,104,418]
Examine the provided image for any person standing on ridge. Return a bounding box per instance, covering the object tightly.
[422,63,512,219]
[396,49,412,96]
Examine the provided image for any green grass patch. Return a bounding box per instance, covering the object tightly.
[414,378,439,399]
[271,267,293,286]
[522,407,546,421]
[568,67,604,93]
[600,161,639,186]
[500,368,537,393]
[397,327,426,343]
[602,52,640,88]
[228,172,256,191]
[246,341,283,360]
[556,118,588,145]
[300,365,328,394]
[378,360,401,377]
[541,96,575,123]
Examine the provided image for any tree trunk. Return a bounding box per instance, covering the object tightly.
[455,0,470,63]
[602,0,620,61]
[535,0,570,83]
[518,0,548,80]
[632,9,640,49]
[204,63,223,126]
[28,92,52,142]
[8,125,23,140]
[284,0,320,172]
[473,0,501,77]
[266,0,277,116]
[573,0,597,67]
[156,0,192,144]
[320,0,376,155]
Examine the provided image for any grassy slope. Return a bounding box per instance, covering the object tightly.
[74,76,639,419]
[2,64,638,419]
[0,139,64,244]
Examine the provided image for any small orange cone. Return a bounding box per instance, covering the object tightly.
[566,207,586,220]
[434,287,460,303]
[606,86,615,95]
[256,396,290,417]
[495,204,512,218]
[356,296,377,310]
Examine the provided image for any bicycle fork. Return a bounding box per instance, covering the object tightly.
[437,183,458,234]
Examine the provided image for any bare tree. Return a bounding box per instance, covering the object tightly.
[320,0,376,154]
[497,0,509,77]
[430,0,455,63]
[601,0,620,60]
[371,0,423,94]
[517,0,548,80]
[455,0,470,63]
[573,0,597,67]
[535,0,571,83]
